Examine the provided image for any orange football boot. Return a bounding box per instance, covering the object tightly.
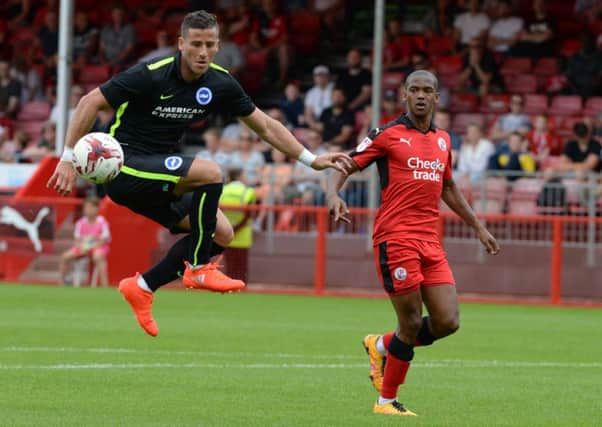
[118,273,158,337]
[182,258,245,293]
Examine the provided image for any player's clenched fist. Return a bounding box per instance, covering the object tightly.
[47,160,76,196]
[327,194,351,224]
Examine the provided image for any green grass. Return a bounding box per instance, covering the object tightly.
[0,283,600,426]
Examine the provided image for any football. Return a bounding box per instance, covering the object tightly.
[72,132,124,184]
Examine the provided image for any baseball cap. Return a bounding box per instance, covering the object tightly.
[313,65,329,75]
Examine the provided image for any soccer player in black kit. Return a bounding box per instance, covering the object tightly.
[47,11,353,337]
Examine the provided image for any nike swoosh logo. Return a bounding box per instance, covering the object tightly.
[160,94,174,100]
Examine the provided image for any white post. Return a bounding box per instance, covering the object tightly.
[55,0,74,154]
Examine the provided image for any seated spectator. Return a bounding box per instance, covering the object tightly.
[50,85,84,124]
[37,10,59,69]
[434,109,462,169]
[291,129,328,205]
[549,122,602,177]
[59,196,110,287]
[99,5,136,68]
[565,32,602,98]
[487,0,524,53]
[527,114,562,164]
[304,65,334,128]
[489,94,530,143]
[488,131,536,179]
[455,122,496,184]
[380,89,403,124]
[138,30,175,64]
[22,121,55,162]
[309,0,345,43]
[0,125,21,162]
[73,11,99,67]
[0,60,21,118]
[11,57,43,103]
[453,0,491,50]
[459,38,503,95]
[212,23,244,76]
[280,81,304,128]
[383,18,413,71]
[230,128,266,187]
[227,2,256,47]
[336,48,372,111]
[4,0,31,31]
[311,87,354,150]
[510,0,555,58]
[196,127,232,174]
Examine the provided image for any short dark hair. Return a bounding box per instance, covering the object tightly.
[573,122,589,138]
[181,10,219,37]
[405,70,439,91]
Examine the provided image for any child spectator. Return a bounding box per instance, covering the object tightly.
[489,131,536,179]
[527,114,562,163]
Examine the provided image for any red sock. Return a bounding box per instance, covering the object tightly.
[382,332,394,349]
[381,354,410,399]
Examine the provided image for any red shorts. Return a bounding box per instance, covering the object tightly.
[373,239,455,296]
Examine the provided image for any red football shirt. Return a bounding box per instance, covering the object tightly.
[350,115,452,244]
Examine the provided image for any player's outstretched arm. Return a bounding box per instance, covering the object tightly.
[441,177,500,255]
[47,88,112,196]
[240,108,355,174]
[325,162,359,224]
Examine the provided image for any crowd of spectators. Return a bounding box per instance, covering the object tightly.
[1,0,601,215]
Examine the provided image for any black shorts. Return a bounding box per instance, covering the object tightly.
[105,151,195,232]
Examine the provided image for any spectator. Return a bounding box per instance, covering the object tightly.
[280,82,304,128]
[291,128,328,205]
[380,89,403,124]
[434,109,462,169]
[487,0,524,53]
[0,125,21,162]
[510,0,555,58]
[309,0,346,43]
[59,196,111,287]
[459,38,502,95]
[0,61,21,118]
[32,0,57,29]
[212,23,244,77]
[230,128,266,186]
[489,94,530,143]
[138,30,175,63]
[336,48,372,111]
[454,0,490,49]
[11,57,43,103]
[227,2,256,47]
[312,87,354,150]
[456,122,496,184]
[50,84,84,124]
[99,5,136,68]
[37,10,59,68]
[22,121,55,162]
[304,65,334,127]
[551,122,602,176]
[383,18,412,71]
[73,11,99,67]
[565,32,602,98]
[592,111,602,141]
[488,131,536,179]
[4,0,31,30]
[527,114,562,163]
[195,127,232,174]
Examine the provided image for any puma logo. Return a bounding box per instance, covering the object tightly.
[0,206,50,252]
[400,137,412,146]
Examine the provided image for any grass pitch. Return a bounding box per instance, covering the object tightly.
[0,283,600,426]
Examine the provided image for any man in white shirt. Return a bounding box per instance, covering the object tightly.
[488,0,524,53]
[455,122,496,184]
[454,0,491,48]
[489,94,531,143]
[304,65,334,128]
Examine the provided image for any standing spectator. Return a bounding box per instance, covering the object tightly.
[488,131,536,179]
[565,33,602,98]
[336,48,372,112]
[37,10,59,69]
[453,0,491,49]
[487,0,524,53]
[0,61,22,118]
[280,82,304,128]
[50,85,84,124]
[551,122,602,176]
[456,122,496,184]
[99,5,136,68]
[230,128,266,186]
[312,87,355,150]
[458,38,502,95]
[212,23,244,77]
[195,127,232,174]
[304,65,334,127]
[72,11,99,67]
[489,94,530,143]
[434,109,462,169]
[138,30,175,63]
[510,0,555,58]
[527,114,561,163]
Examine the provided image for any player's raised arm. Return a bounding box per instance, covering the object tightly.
[441,177,500,255]
[239,107,355,174]
[46,88,112,196]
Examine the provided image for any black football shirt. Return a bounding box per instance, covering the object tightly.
[99,53,256,154]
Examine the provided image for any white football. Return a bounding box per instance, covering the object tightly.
[72,132,124,184]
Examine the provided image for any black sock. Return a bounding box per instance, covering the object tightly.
[209,242,226,257]
[143,235,190,292]
[416,316,437,346]
[189,183,222,265]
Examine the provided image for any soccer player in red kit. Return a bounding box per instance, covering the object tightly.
[326,70,500,416]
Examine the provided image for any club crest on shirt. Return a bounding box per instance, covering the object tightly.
[196,87,213,105]
[394,267,407,281]
[357,137,373,152]
[164,156,183,171]
[437,137,447,151]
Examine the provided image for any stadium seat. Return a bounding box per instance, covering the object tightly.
[556,20,582,38]
[505,74,537,94]
[289,12,321,55]
[559,39,581,56]
[584,97,602,117]
[17,102,51,122]
[523,94,549,115]
[479,94,510,113]
[500,58,532,76]
[449,93,478,113]
[548,95,583,116]
[452,113,485,134]
[435,55,462,75]
[533,57,559,77]
[15,120,45,141]
[539,155,562,171]
[382,72,404,91]
[439,72,461,89]
[426,36,454,57]
[79,65,111,85]
[508,178,543,214]
[472,177,508,214]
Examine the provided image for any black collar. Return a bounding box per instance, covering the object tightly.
[399,114,436,134]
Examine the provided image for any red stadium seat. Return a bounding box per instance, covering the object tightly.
[426,36,454,57]
[559,39,581,56]
[584,97,602,117]
[15,120,45,141]
[449,93,478,113]
[382,72,404,91]
[500,58,532,76]
[289,12,321,55]
[439,72,461,88]
[505,74,537,94]
[539,155,562,171]
[239,50,269,93]
[435,55,462,75]
[548,95,583,116]
[523,94,549,115]
[452,113,485,134]
[556,20,582,38]
[507,178,543,215]
[79,65,111,84]
[561,116,585,133]
[480,94,510,113]
[472,177,508,214]
[533,58,559,77]
[17,102,51,122]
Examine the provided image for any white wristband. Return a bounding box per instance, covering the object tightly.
[61,147,74,162]
[298,148,317,167]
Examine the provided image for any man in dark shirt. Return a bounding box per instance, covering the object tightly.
[313,87,354,149]
[0,60,21,118]
[556,122,602,174]
[48,10,352,337]
[510,0,555,58]
[336,48,372,111]
[38,10,59,68]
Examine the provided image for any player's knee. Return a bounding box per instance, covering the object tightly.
[192,159,222,184]
[433,313,460,337]
[399,312,422,339]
